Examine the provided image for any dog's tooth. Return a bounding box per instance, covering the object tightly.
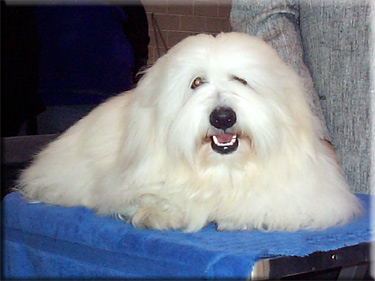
[212,135,219,145]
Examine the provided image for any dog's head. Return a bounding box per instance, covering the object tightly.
[135,32,317,167]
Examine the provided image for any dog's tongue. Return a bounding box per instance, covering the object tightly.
[216,133,234,143]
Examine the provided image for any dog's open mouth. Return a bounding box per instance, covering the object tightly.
[210,133,239,154]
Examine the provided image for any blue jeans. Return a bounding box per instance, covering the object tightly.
[37,104,96,134]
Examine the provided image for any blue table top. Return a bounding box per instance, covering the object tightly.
[2,192,373,279]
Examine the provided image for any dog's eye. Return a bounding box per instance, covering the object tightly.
[191,77,205,89]
[233,76,248,86]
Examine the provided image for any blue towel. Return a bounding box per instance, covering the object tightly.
[2,192,373,279]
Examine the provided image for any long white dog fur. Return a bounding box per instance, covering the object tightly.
[17,32,361,232]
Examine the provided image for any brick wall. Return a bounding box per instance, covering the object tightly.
[141,0,232,65]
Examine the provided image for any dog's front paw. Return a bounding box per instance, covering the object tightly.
[216,221,250,231]
[131,207,185,231]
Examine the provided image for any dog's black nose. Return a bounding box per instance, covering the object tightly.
[209,107,236,130]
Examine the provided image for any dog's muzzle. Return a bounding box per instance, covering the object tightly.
[209,107,239,154]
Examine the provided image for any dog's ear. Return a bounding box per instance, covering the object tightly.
[132,56,169,107]
[132,67,157,107]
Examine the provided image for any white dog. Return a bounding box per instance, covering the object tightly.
[17,32,361,232]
